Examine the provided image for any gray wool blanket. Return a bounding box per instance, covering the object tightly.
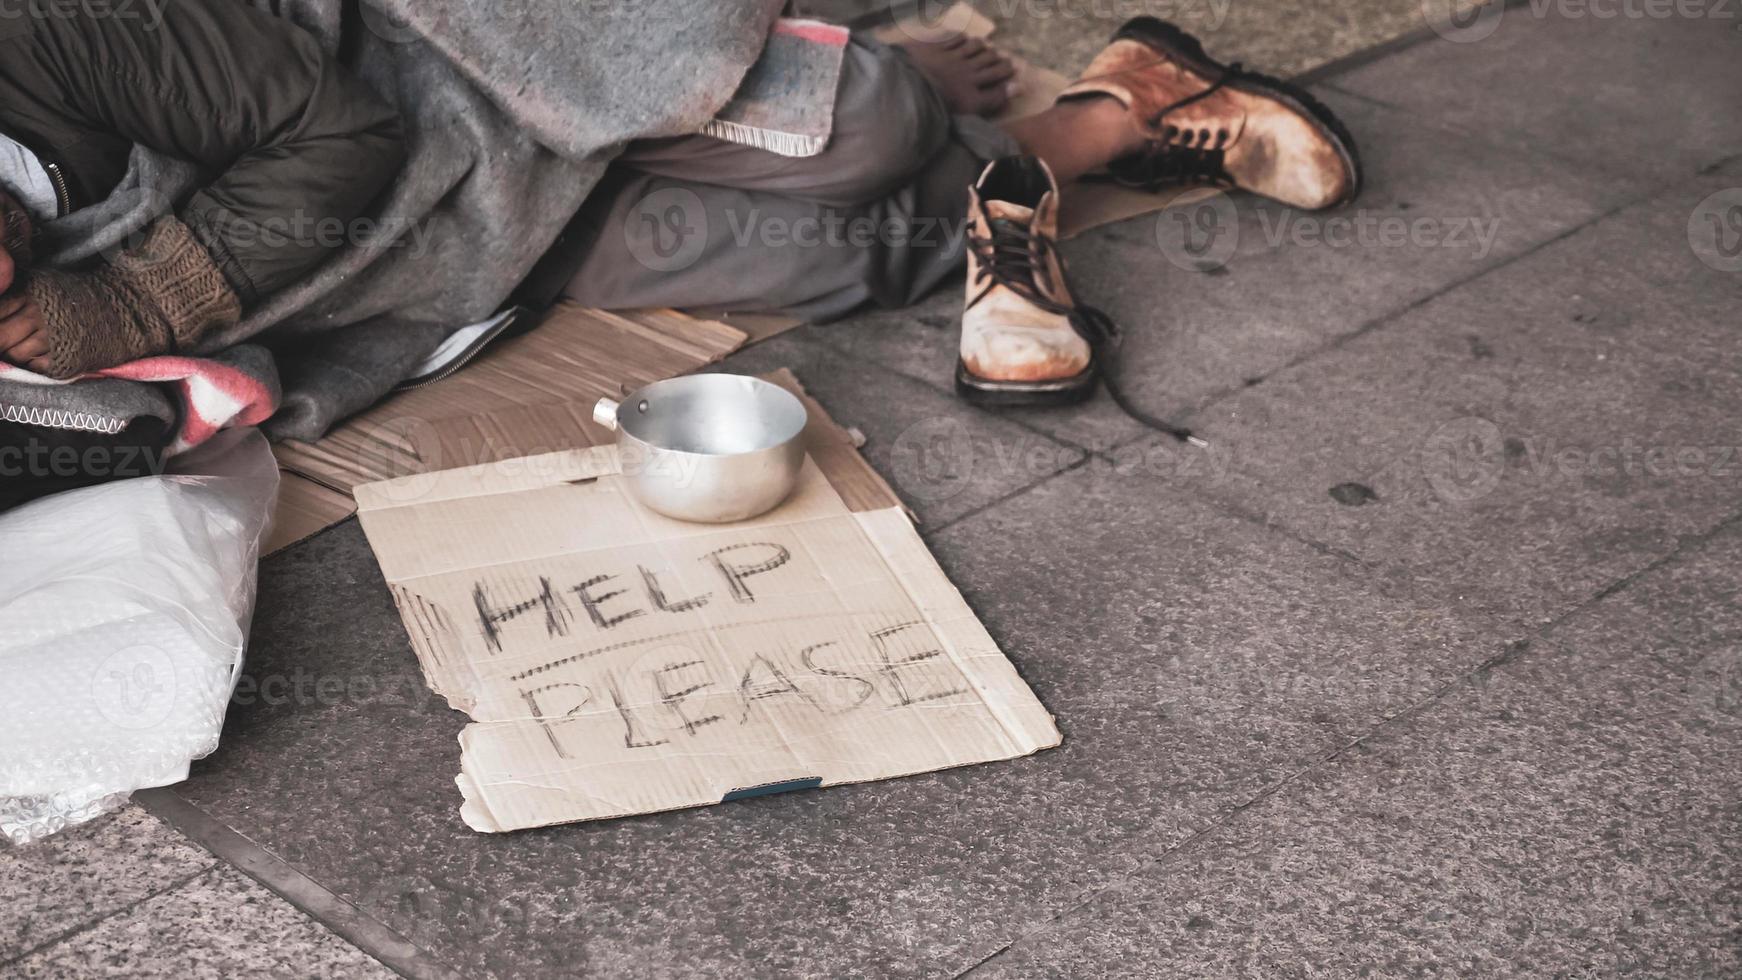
[0,0,844,443]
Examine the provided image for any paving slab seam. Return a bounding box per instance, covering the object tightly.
[2,863,218,968]
[1117,179,1679,457]
[924,452,1093,537]
[953,500,1742,977]
[1078,459,1371,567]
[133,788,466,980]
[793,18,1589,464]
[89,14,1667,979]
[1144,150,1742,458]
[795,46,1673,467]
[796,323,1113,456]
[1286,4,1520,86]
[1318,79,1699,190]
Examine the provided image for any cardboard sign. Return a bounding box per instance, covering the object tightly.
[353,382,1059,831]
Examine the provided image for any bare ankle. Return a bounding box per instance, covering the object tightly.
[1002,95,1141,184]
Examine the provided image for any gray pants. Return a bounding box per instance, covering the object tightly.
[560,36,1018,321]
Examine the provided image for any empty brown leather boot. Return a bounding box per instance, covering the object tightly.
[956,155,1207,447]
[1058,17,1361,210]
[957,156,1096,407]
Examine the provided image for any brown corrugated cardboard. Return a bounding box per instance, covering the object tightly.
[267,304,792,553]
[352,371,1059,831]
[274,304,750,493]
[264,471,357,555]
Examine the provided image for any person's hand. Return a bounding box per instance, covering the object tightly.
[0,289,50,374]
[0,187,49,373]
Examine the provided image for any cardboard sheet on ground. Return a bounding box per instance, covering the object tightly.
[874,2,1216,238]
[352,371,1060,831]
[266,303,798,554]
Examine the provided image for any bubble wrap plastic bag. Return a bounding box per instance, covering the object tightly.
[0,429,277,845]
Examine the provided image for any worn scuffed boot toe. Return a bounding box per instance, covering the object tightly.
[1059,16,1361,210]
[957,156,1097,407]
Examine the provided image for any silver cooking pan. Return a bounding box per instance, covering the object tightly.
[593,374,809,523]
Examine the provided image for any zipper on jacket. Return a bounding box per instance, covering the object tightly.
[396,306,525,390]
[42,161,70,218]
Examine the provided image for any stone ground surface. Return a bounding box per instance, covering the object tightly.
[7,8,1742,979]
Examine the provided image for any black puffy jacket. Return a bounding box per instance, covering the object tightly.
[0,0,405,304]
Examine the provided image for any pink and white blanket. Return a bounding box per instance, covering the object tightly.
[0,355,278,454]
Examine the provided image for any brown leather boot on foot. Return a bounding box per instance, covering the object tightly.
[957,156,1097,407]
[1059,17,1361,210]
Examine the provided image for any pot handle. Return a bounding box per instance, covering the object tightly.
[592,397,619,431]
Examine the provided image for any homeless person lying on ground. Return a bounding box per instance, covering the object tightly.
[0,0,1358,505]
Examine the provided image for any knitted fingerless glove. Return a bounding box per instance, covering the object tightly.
[29,216,241,378]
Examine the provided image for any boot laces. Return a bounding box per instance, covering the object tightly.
[1091,62,1246,192]
[967,198,1204,446]
[968,213,1064,312]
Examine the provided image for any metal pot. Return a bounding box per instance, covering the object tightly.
[593,374,809,523]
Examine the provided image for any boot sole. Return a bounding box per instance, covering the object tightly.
[1110,16,1364,207]
[955,359,1099,408]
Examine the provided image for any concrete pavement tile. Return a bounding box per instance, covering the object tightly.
[1081,86,1634,433]
[798,0,1427,77]
[965,0,1429,79]
[1336,9,1742,185]
[712,332,1087,526]
[11,865,396,979]
[1159,172,1742,631]
[799,289,1161,453]
[975,522,1742,979]
[925,459,1511,777]
[167,451,1518,978]
[0,805,215,962]
[1473,170,1742,371]
[807,88,1631,451]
